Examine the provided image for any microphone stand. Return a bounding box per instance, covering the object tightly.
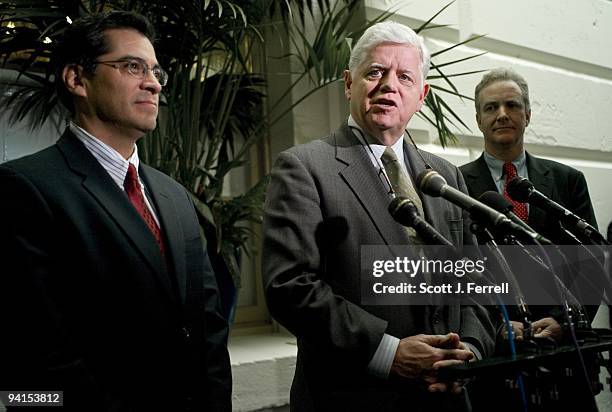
[469,220,533,336]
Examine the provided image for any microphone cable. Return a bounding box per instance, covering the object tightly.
[348,126,396,198]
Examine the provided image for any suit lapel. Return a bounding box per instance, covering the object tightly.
[462,154,497,198]
[56,132,175,301]
[140,167,187,304]
[335,124,410,245]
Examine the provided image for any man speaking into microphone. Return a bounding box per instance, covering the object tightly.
[262,21,494,411]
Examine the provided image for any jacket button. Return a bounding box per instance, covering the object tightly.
[432,313,441,324]
[182,327,190,340]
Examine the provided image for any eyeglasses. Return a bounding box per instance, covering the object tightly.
[94,58,168,86]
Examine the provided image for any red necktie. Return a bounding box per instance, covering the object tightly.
[503,162,529,222]
[124,163,166,254]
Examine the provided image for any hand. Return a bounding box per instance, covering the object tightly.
[428,341,475,394]
[532,317,563,341]
[501,320,525,341]
[390,333,473,380]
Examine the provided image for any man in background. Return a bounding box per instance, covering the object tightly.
[460,67,599,334]
[263,21,494,411]
[0,11,231,411]
[460,67,600,411]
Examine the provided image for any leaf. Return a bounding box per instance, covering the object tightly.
[430,34,486,58]
[426,69,486,80]
[414,0,454,34]
[430,51,487,70]
[190,193,216,227]
[429,84,473,100]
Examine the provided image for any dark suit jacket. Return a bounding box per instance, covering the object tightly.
[460,152,599,321]
[0,131,231,411]
[263,124,495,412]
[460,152,597,244]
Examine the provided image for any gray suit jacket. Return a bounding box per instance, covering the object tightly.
[263,124,495,411]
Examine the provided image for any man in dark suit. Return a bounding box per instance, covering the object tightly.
[460,67,602,412]
[263,21,495,411]
[460,68,599,338]
[0,12,231,411]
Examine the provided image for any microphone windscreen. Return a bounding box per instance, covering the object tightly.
[479,191,513,214]
[417,170,446,196]
[388,197,418,225]
[506,177,533,202]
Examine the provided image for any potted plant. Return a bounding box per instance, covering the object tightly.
[0,0,483,319]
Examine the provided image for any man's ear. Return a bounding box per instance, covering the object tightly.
[62,64,87,98]
[416,83,430,111]
[525,109,531,127]
[343,70,352,100]
[476,112,484,133]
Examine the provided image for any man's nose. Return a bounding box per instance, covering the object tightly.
[379,73,398,93]
[142,71,162,94]
[496,105,509,121]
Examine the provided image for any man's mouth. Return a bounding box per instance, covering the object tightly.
[135,100,158,107]
[372,98,396,107]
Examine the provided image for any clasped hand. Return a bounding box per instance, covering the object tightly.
[390,333,473,394]
[502,318,563,341]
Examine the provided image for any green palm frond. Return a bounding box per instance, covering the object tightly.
[1,0,487,285]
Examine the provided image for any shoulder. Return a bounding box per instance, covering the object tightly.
[527,153,585,180]
[283,133,336,158]
[416,148,464,184]
[420,149,457,171]
[140,163,190,197]
[458,157,483,176]
[0,145,62,176]
[0,145,66,193]
[273,130,340,172]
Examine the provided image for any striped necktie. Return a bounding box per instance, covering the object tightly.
[381,147,424,242]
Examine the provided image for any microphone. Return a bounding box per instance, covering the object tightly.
[415,173,536,322]
[478,191,552,245]
[506,177,607,245]
[417,170,515,228]
[388,197,454,246]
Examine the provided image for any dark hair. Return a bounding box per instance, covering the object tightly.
[54,11,156,114]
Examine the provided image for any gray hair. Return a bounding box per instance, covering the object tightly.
[348,21,430,83]
[474,68,530,113]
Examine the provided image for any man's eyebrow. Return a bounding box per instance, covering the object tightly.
[114,55,145,62]
[115,55,161,67]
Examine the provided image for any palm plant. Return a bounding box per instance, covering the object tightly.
[0,0,483,294]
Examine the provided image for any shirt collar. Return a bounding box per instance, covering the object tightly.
[347,115,405,170]
[69,122,140,189]
[483,150,527,183]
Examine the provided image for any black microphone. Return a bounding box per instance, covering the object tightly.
[478,191,552,245]
[416,172,538,322]
[388,197,454,246]
[417,170,515,228]
[507,177,607,244]
[417,170,548,245]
